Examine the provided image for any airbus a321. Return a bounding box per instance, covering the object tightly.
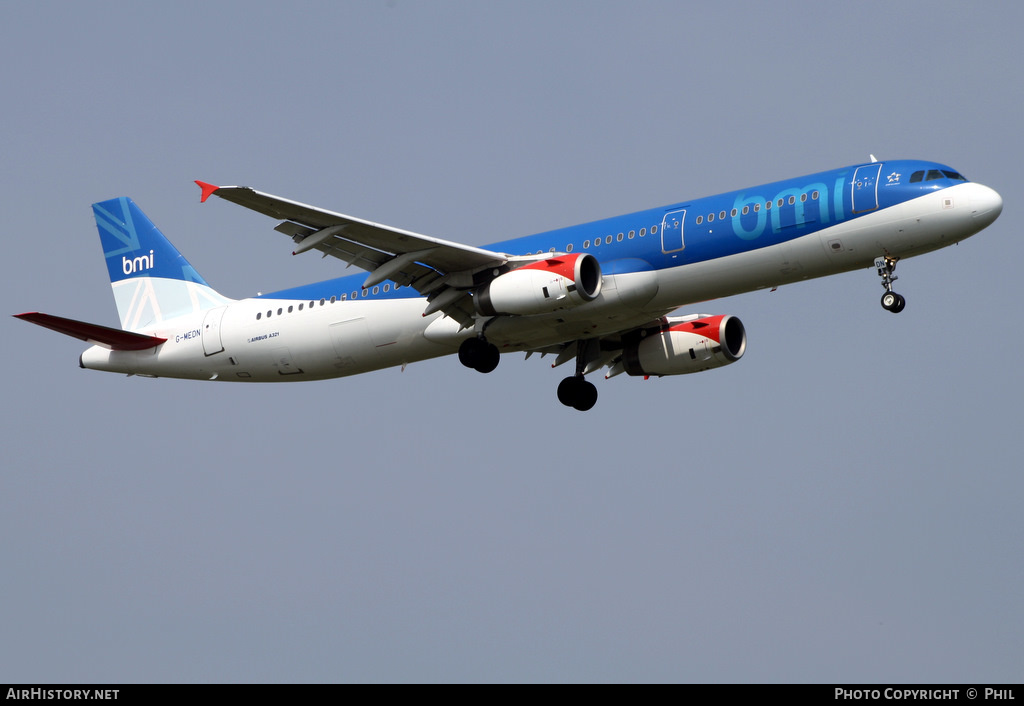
[15,158,1002,410]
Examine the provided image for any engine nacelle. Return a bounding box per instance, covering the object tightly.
[622,314,746,376]
[475,253,602,316]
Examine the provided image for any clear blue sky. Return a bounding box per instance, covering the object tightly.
[2,1,1021,682]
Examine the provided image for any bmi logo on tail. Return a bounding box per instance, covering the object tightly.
[122,250,155,276]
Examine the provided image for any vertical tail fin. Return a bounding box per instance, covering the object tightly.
[93,197,231,331]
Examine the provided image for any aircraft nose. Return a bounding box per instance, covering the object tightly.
[969,183,1003,226]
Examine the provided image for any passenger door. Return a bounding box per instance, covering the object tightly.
[661,208,686,253]
[852,164,883,214]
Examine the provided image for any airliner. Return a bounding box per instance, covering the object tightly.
[15,158,1002,410]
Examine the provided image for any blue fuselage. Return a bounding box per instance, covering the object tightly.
[260,160,974,305]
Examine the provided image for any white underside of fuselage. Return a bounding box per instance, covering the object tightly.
[80,182,1000,382]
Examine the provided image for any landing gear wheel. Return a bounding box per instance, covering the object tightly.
[458,338,480,368]
[575,380,598,411]
[557,375,598,411]
[557,376,579,406]
[458,337,500,373]
[475,343,500,373]
[880,291,906,313]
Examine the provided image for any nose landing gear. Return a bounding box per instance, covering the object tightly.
[875,256,906,313]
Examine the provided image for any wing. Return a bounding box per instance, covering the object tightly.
[196,181,510,327]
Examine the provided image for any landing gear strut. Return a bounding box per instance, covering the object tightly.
[875,256,906,313]
[557,339,599,411]
[459,336,500,373]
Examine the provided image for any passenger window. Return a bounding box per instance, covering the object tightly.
[650,225,657,234]
[788,196,795,205]
[277,308,283,315]
[256,312,262,320]
[811,191,819,200]
[719,211,726,220]
[606,236,612,244]
[566,243,574,252]
[584,240,590,248]
[708,213,714,223]
[731,209,737,217]
[288,305,293,313]
[696,216,703,225]
[639,228,645,237]
[754,203,760,212]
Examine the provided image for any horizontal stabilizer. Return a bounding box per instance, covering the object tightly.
[14,312,166,351]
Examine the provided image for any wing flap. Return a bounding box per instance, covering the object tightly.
[14,312,166,351]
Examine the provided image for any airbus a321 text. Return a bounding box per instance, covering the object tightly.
[15,159,1002,410]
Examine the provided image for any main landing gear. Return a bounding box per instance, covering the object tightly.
[458,336,500,373]
[557,375,598,412]
[557,339,599,412]
[875,256,906,313]
[460,333,599,411]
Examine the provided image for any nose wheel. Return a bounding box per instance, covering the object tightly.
[881,291,906,313]
[875,256,906,313]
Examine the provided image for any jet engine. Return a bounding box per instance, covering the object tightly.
[622,314,746,376]
[475,253,602,316]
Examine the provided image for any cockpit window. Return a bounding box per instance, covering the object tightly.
[911,169,966,184]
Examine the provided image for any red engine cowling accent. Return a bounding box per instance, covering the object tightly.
[475,253,602,316]
[622,314,746,376]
